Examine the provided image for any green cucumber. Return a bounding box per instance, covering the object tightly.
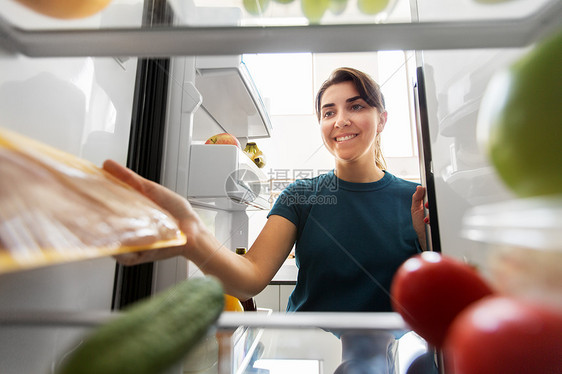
[58,276,224,374]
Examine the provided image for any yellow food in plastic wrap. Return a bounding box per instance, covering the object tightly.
[0,128,186,274]
[14,0,113,19]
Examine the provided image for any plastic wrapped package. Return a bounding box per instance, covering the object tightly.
[0,127,186,274]
[463,196,562,308]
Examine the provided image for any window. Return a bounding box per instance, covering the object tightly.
[243,53,313,115]
[378,50,417,158]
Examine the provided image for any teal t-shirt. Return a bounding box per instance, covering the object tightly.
[268,170,422,312]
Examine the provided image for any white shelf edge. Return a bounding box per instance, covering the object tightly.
[0,1,560,57]
[218,311,406,331]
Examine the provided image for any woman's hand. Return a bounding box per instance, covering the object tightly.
[411,186,429,251]
[102,160,288,299]
[102,159,203,265]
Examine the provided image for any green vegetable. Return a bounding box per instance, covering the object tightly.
[58,276,224,374]
[301,0,329,24]
[329,0,348,15]
[243,0,270,15]
[357,0,390,15]
[477,29,562,198]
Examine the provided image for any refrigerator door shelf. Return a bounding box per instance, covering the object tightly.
[195,55,272,139]
[1,0,561,57]
[462,196,562,251]
[462,196,562,306]
[187,144,269,211]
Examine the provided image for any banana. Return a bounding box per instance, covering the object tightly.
[243,142,266,168]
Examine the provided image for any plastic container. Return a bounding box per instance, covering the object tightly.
[462,195,562,309]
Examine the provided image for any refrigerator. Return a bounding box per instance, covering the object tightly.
[0,0,560,373]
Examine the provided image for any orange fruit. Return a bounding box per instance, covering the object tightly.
[15,0,112,19]
[224,294,244,312]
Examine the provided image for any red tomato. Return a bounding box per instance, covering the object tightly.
[390,252,494,348]
[444,296,562,374]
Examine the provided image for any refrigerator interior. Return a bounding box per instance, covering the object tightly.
[0,0,561,373]
[0,21,142,374]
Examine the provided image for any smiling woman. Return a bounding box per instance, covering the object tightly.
[98,64,430,374]
[316,69,388,179]
[103,64,429,312]
[263,67,427,314]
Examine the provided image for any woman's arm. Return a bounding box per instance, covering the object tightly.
[102,160,296,300]
[186,214,296,300]
[411,185,428,251]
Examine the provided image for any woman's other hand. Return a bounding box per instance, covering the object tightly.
[411,186,428,251]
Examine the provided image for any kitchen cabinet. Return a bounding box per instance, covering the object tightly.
[255,284,295,312]
[255,259,297,312]
[255,285,281,312]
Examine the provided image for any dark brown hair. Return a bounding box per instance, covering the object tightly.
[315,67,387,170]
[315,67,385,121]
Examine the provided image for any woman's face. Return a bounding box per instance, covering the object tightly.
[319,81,386,164]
